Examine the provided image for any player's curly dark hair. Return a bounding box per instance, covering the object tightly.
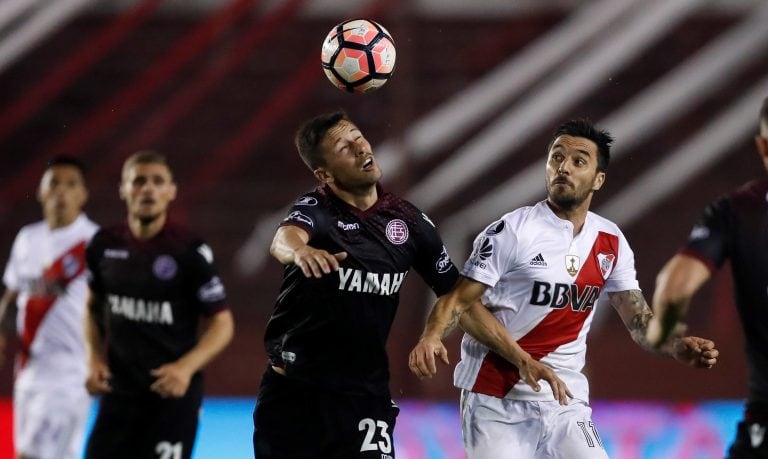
[548,119,613,172]
[294,110,349,171]
[760,96,768,133]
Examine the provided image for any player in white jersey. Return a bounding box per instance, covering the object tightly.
[0,156,98,459]
[409,119,720,459]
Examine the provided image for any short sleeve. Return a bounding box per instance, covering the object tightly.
[279,193,328,241]
[681,197,730,270]
[603,230,640,293]
[461,218,515,288]
[411,210,459,297]
[85,231,104,297]
[2,230,24,291]
[185,240,228,316]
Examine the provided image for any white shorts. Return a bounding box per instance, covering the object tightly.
[461,390,608,459]
[14,386,92,459]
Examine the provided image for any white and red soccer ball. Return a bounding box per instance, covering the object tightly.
[321,19,396,94]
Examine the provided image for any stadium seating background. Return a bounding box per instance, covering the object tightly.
[0,0,763,406]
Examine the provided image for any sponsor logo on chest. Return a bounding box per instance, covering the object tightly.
[338,267,408,296]
[107,294,174,324]
[528,280,601,312]
[337,220,360,231]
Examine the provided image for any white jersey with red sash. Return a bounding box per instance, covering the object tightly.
[3,214,98,391]
[454,201,639,403]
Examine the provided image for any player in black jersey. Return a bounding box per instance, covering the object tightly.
[83,151,234,459]
[252,110,464,458]
[648,97,768,458]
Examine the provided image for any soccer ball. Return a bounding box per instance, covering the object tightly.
[320,19,396,94]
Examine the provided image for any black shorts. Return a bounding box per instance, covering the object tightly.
[728,403,768,459]
[253,367,400,459]
[85,378,203,459]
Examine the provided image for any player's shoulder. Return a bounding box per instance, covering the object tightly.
[291,187,327,208]
[383,191,422,216]
[586,210,623,236]
[15,220,47,239]
[162,221,207,251]
[380,192,441,233]
[93,223,128,242]
[729,178,768,210]
[492,204,541,233]
[79,214,99,233]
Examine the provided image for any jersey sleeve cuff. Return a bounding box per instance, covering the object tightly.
[678,247,718,273]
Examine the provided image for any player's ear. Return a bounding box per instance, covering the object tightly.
[755,134,768,163]
[592,171,606,191]
[168,181,178,201]
[118,180,127,201]
[314,168,333,184]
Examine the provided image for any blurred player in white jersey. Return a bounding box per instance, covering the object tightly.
[409,119,720,459]
[0,156,98,459]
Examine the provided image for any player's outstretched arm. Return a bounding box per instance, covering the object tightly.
[459,301,572,405]
[270,225,347,278]
[409,277,487,379]
[151,309,234,398]
[609,289,718,369]
[647,253,711,348]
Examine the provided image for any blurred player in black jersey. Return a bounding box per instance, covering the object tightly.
[252,110,465,459]
[83,151,234,459]
[648,97,768,458]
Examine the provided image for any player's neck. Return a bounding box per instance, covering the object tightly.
[128,213,167,240]
[546,199,590,235]
[44,211,78,230]
[329,183,378,211]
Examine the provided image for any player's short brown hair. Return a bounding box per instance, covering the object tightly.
[294,110,349,171]
[122,150,173,180]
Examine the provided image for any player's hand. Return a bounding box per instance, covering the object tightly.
[86,359,112,395]
[408,335,449,379]
[293,246,348,278]
[150,361,193,398]
[671,336,719,369]
[518,356,572,405]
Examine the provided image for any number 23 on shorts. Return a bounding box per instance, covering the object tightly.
[359,417,393,458]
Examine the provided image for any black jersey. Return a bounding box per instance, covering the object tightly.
[683,177,768,403]
[86,222,227,395]
[264,185,459,396]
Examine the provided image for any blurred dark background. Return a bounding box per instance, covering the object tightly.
[1,0,766,402]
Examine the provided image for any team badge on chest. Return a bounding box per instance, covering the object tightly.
[565,255,580,276]
[153,255,178,280]
[597,253,616,279]
[385,219,409,245]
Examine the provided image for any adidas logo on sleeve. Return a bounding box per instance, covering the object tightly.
[529,253,547,267]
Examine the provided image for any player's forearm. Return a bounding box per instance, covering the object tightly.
[84,311,105,365]
[176,309,234,374]
[459,302,527,367]
[421,294,472,340]
[270,227,308,265]
[0,290,18,334]
[610,289,675,357]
